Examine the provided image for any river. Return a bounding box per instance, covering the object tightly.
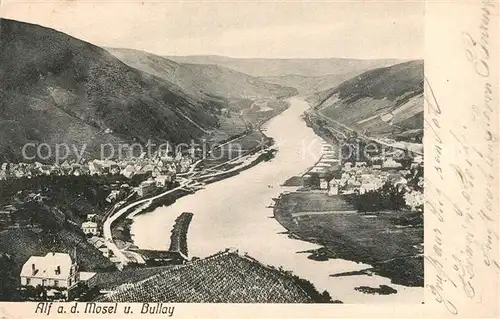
[130,97,423,303]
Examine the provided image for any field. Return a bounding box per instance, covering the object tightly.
[96,251,333,303]
[274,192,424,286]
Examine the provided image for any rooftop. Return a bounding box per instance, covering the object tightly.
[20,252,73,280]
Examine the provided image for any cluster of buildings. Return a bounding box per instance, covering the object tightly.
[0,152,195,182]
[81,214,117,262]
[326,163,410,195]
[303,141,424,207]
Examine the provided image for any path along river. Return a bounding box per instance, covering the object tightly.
[130,97,423,303]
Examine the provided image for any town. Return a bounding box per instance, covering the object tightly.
[303,139,424,211]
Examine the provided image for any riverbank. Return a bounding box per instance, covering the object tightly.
[109,99,288,254]
[273,180,424,288]
[129,97,423,303]
[111,146,278,250]
[274,101,424,288]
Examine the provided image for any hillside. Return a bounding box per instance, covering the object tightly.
[95,250,332,303]
[165,55,404,78]
[106,48,297,100]
[0,174,124,300]
[308,60,424,142]
[0,19,221,162]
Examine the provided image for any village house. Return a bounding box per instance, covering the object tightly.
[413,155,424,165]
[137,180,157,197]
[155,174,171,187]
[88,161,103,176]
[88,237,111,258]
[106,190,120,203]
[319,179,328,190]
[82,221,100,236]
[359,183,379,194]
[20,252,79,298]
[382,157,403,170]
[328,180,339,196]
[121,165,135,179]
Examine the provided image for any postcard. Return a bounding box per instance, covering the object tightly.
[0,0,497,318]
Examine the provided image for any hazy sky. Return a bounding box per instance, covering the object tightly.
[2,0,424,59]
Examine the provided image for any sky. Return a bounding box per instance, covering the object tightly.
[1,0,424,59]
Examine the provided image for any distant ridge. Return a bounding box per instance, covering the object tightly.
[106,48,297,100]
[165,55,405,77]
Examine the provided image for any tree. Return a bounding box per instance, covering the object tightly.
[353,181,406,212]
[307,173,321,190]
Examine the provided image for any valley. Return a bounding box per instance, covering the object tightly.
[0,17,424,304]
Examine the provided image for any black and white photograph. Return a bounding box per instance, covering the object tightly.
[1,0,429,305]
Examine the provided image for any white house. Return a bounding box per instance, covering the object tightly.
[121,165,135,179]
[106,190,120,203]
[155,175,171,187]
[82,221,100,236]
[20,252,79,293]
[382,158,403,169]
[328,180,339,196]
[359,183,379,194]
[319,179,329,190]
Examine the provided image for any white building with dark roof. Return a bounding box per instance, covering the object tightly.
[82,221,100,236]
[20,252,79,292]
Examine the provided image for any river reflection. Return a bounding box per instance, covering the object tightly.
[130,97,423,303]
